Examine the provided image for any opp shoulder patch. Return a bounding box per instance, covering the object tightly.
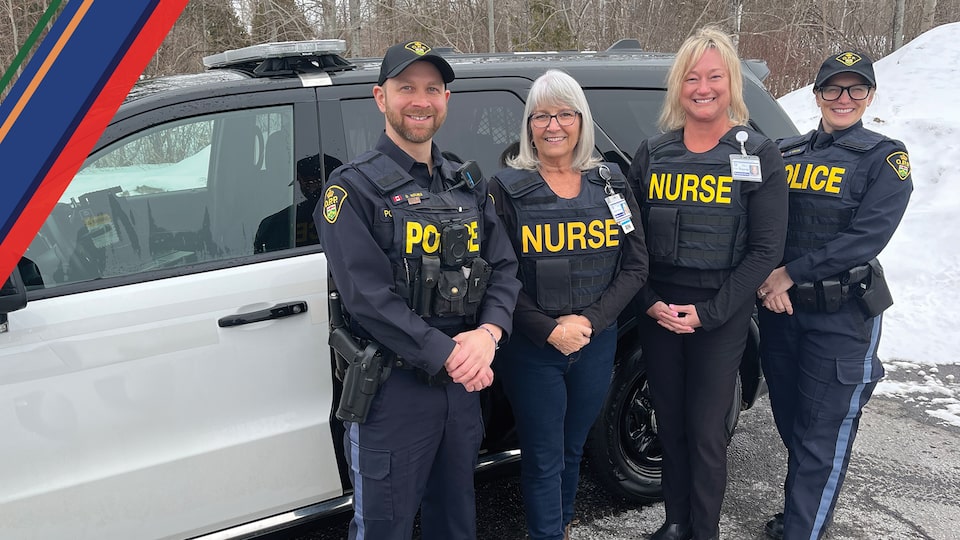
[323,185,348,223]
[885,151,911,181]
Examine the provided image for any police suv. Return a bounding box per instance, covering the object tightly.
[0,40,797,540]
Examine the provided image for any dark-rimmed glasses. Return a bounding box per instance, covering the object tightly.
[816,84,873,101]
[529,110,580,128]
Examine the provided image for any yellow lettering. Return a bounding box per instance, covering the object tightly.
[649,173,668,200]
[568,222,587,250]
[682,174,699,202]
[700,175,716,203]
[423,224,440,253]
[465,220,480,252]
[605,218,620,247]
[588,220,605,249]
[800,163,813,190]
[785,163,799,187]
[545,223,564,253]
[826,167,844,194]
[522,224,542,254]
[405,222,423,254]
[809,165,829,191]
[715,176,732,204]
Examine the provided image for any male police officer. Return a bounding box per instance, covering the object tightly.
[756,51,913,539]
[317,40,520,540]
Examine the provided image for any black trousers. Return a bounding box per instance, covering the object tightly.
[641,296,753,540]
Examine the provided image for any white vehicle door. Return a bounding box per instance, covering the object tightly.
[0,92,342,540]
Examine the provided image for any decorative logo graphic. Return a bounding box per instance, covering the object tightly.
[323,185,348,223]
[405,41,430,56]
[836,52,862,67]
[886,151,911,181]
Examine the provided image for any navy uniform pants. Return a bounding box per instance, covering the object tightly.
[642,296,753,540]
[759,303,883,540]
[344,368,483,540]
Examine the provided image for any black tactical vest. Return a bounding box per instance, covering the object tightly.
[498,164,625,316]
[639,128,755,270]
[778,126,886,261]
[349,150,483,321]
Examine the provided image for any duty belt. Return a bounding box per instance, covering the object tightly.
[392,356,453,387]
[789,263,871,313]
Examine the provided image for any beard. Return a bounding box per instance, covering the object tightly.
[384,105,446,144]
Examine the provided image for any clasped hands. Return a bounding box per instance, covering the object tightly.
[548,314,593,356]
[444,324,503,393]
[647,301,701,334]
[757,266,795,315]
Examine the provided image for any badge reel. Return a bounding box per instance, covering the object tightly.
[729,130,763,182]
[599,164,635,234]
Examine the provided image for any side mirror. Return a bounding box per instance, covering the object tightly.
[1,265,28,317]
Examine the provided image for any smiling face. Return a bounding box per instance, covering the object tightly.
[815,72,874,133]
[374,60,450,148]
[680,48,732,127]
[529,102,581,168]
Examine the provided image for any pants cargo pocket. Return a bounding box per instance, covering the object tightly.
[350,443,394,520]
[813,356,882,420]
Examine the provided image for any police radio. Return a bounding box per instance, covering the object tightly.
[446,160,482,191]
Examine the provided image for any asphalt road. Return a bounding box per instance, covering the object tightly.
[287,369,960,540]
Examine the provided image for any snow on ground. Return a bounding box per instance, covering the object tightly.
[777,22,960,427]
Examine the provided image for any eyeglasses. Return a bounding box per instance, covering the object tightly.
[528,110,580,128]
[816,84,873,101]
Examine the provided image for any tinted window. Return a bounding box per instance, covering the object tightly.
[586,89,665,159]
[340,91,525,176]
[22,106,296,292]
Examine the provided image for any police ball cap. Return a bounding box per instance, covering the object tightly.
[814,51,876,88]
[378,41,455,86]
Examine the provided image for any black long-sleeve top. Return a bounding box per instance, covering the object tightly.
[627,127,789,331]
[489,165,649,346]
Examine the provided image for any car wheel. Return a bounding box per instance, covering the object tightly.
[586,349,741,502]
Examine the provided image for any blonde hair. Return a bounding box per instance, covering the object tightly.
[509,69,600,171]
[658,26,750,132]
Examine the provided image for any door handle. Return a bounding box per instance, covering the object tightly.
[218,301,308,328]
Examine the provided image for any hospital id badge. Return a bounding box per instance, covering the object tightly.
[605,193,635,234]
[729,154,763,182]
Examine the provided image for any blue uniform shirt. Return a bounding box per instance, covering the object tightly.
[318,133,520,375]
[780,121,913,283]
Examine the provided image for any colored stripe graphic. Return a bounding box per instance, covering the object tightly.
[0,0,64,97]
[0,0,189,285]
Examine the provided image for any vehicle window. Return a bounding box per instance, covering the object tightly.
[339,91,524,176]
[22,106,295,292]
[586,89,665,159]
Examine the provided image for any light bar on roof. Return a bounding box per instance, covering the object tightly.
[203,39,347,69]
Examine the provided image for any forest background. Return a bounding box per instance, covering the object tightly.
[2,0,958,99]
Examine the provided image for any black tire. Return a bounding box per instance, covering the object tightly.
[586,349,741,502]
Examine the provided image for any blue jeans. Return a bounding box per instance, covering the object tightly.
[495,324,617,540]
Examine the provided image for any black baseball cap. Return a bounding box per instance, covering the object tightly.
[814,51,877,88]
[377,41,455,86]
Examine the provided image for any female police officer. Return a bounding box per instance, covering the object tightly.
[489,69,648,540]
[627,27,788,540]
[756,51,912,540]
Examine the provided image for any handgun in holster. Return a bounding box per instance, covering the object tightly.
[329,291,391,424]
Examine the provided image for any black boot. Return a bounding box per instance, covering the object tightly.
[649,522,693,540]
[764,513,784,540]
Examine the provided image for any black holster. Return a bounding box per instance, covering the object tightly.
[329,291,390,423]
[854,258,894,317]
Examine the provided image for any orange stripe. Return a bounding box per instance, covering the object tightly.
[0,0,94,145]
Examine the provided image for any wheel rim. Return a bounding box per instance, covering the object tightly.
[620,375,662,477]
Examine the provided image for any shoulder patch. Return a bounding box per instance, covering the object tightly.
[323,185,348,223]
[885,151,910,181]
